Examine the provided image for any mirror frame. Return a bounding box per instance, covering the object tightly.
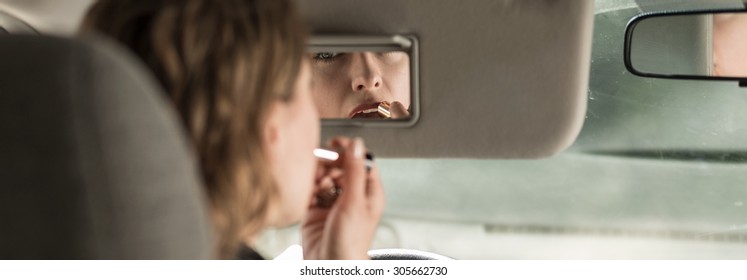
[307,35,420,127]
[624,8,747,87]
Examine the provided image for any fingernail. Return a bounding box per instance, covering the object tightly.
[353,138,364,159]
[365,152,374,172]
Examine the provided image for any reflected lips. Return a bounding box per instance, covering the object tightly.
[349,101,391,119]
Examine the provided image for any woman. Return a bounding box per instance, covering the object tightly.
[80,0,384,260]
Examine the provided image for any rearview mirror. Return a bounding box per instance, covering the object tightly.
[624,10,747,86]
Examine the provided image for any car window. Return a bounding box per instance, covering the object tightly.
[368,0,747,258]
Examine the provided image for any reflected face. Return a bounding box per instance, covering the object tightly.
[713,14,747,77]
[308,52,410,119]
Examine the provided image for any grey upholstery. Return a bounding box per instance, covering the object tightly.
[0,35,212,259]
[0,10,37,35]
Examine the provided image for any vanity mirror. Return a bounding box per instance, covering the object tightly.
[308,35,419,126]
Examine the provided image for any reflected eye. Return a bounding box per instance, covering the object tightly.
[312,52,343,64]
[314,52,338,59]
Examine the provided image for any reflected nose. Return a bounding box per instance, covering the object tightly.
[351,53,383,92]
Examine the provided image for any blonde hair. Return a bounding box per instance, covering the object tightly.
[81,0,307,259]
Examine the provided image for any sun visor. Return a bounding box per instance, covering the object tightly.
[634,0,745,12]
[298,0,595,158]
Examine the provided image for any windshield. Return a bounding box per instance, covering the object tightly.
[255,0,747,259]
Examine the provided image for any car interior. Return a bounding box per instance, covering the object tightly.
[2,0,747,259]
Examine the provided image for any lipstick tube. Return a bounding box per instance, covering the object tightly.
[313,148,374,171]
[377,101,392,119]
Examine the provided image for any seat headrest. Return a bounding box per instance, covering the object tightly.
[0,35,212,259]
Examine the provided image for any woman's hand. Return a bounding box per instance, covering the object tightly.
[301,137,385,260]
[390,101,410,119]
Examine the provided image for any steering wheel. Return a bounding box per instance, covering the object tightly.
[368,249,453,260]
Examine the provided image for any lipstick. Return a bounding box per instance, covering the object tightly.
[313,148,374,171]
[377,101,392,119]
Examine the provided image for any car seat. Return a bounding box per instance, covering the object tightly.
[0,35,212,259]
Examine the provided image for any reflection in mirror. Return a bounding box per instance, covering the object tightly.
[714,13,747,77]
[627,12,747,79]
[308,51,411,120]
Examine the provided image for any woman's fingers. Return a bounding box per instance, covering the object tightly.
[323,136,380,208]
[327,137,351,152]
[390,101,409,119]
[338,138,367,203]
[365,161,385,215]
[308,136,383,260]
